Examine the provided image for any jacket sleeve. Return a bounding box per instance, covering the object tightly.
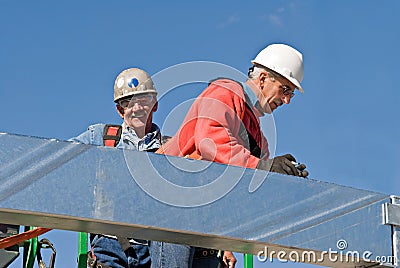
[193,83,260,168]
[68,123,105,146]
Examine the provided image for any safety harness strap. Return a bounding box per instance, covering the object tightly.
[103,124,122,147]
[117,237,131,252]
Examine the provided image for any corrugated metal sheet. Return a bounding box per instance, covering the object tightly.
[0,133,396,267]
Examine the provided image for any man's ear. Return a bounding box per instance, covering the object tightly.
[116,105,125,119]
[152,101,158,112]
[259,72,268,86]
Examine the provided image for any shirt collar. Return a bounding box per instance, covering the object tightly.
[121,122,160,136]
[241,81,265,116]
[119,122,161,151]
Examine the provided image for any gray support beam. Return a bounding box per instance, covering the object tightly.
[391,196,400,267]
[0,133,397,267]
[0,249,19,267]
[0,224,19,267]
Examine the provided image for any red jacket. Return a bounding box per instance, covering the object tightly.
[162,79,269,168]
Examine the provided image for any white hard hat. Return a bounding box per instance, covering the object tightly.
[113,68,157,102]
[251,44,304,93]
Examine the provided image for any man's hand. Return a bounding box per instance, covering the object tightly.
[257,154,309,177]
[272,154,308,177]
[221,251,236,268]
[294,162,309,177]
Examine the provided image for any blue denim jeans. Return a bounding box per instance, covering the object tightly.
[91,235,151,268]
[149,241,194,268]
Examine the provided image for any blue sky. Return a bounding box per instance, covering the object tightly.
[1,1,399,267]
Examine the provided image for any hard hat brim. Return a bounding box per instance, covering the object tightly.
[250,61,304,93]
[286,76,304,93]
[114,90,157,102]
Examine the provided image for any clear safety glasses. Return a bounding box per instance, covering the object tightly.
[118,94,155,108]
[280,85,295,98]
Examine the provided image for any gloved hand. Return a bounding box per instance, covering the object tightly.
[257,154,309,177]
[294,162,309,178]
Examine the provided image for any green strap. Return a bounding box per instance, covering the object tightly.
[23,226,37,268]
[244,254,253,268]
[78,232,88,268]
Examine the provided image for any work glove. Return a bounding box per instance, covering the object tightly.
[294,162,309,178]
[257,154,309,177]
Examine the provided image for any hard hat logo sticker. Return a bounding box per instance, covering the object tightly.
[116,77,125,89]
[128,78,139,88]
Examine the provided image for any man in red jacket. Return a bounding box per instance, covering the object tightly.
[159,43,309,267]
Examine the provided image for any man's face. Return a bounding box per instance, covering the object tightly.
[116,94,158,130]
[258,72,295,113]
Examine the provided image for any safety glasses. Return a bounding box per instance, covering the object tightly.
[280,85,295,98]
[118,94,154,108]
